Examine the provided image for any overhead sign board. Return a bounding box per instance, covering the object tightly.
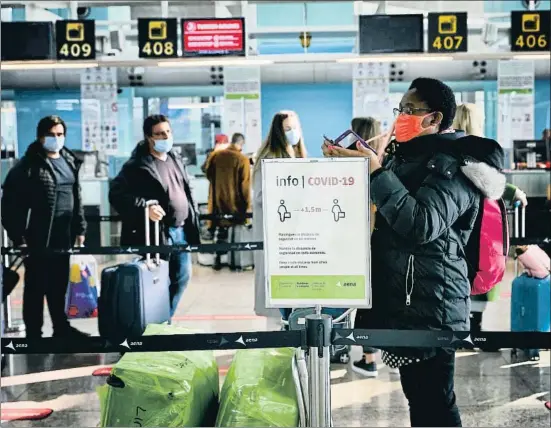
[428,12,468,53]
[359,14,424,54]
[511,10,550,52]
[138,18,178,58]
[182,18,246,57]
[262,158,371,309]
[56,20,95,60]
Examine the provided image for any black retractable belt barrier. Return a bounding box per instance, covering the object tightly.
[2,330,549,355]
[84,213,253,222]
[510,237,551,245]
[1,242,264,256]
[333,329,551,350]
[1,330,302,355]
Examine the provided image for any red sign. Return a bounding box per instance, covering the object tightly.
[182,18,245,56]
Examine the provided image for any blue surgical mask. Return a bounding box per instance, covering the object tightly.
[43,136,65,153]
[285,128,301,146]
[153,136,173,153]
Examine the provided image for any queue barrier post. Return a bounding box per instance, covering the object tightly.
[2,229,25,334]
[306,313,333,427]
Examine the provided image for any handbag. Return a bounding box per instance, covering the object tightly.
[516,245,551,279]
[2,256,24,302]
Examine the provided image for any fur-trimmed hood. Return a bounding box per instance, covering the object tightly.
[450,134,506,200]
[460,160,506,200]
[392,133,507,201]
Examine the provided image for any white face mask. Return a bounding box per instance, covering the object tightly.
[285,128,301,146]
[43,136,65,153]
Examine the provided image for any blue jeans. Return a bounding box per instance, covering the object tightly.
[167,227,192,318]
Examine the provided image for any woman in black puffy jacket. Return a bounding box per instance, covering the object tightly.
[323,78,506,427]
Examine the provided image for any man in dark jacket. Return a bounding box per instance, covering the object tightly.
[324,78,506,427]
[2,115,88,339]
[109,115,200,318]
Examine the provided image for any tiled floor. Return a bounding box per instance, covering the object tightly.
[1,261,550,427]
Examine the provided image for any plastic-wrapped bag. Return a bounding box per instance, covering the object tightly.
[65,255,99,318]
[216,348,299,427]
[98,324,219,427]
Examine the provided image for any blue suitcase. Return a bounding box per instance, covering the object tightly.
[98,202,170,340]
[510,273,551,360]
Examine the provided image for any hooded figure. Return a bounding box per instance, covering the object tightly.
[346,78,506,428]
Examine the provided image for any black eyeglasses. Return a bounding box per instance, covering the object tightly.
[393,106,433,117]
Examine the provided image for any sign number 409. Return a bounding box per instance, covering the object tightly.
[59,42,93,58]
[142,41,174,56]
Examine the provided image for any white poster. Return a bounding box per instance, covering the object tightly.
[353,62,393,132]
[497,60,535,152]
[261,158,371,308]
[223,66,262,154]
[80,67,119,154]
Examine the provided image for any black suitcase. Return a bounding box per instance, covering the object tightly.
[98,201,171,340]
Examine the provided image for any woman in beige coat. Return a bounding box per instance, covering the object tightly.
[252,110,307,319]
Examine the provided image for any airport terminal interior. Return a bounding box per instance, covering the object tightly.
[1,0,551,427]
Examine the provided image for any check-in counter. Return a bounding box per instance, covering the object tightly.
[504,170,550,198]
[505,170,551,240]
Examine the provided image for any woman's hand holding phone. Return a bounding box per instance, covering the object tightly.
[321,138,382,173]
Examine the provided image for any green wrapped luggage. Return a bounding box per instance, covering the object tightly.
[216,348,300,427]
[97,324,219,427]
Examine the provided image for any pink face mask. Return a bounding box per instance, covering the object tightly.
[394,113,435,143]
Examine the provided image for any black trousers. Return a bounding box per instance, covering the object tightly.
[399,349,462,427]
[23,254,71,338]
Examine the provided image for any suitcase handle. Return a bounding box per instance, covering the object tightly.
[513,202,525,239]
[144,200,161,266]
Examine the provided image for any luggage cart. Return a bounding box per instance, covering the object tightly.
[282,307,354,364]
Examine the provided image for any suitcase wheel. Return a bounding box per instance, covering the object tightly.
[338,353,350,364]
[331,349,350,364]
[524,349,540,361]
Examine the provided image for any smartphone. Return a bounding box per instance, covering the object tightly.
[324,130,377,154]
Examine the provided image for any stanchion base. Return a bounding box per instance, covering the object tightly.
[4,324,26,334]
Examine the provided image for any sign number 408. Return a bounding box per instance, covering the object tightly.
[141,41,175,56]
[59,42,93,58]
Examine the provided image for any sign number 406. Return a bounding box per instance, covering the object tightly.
[515,34,548,49]
[59,42,93,58]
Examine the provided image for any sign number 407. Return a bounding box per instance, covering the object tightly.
[432,35,463,50]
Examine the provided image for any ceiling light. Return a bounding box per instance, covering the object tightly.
[337,55,454,63]
[1,61,99,70]
[168,102,223,110]
[157,58,274,67]
[512,53,551,61]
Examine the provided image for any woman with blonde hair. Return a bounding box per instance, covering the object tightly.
[252,110,307,322]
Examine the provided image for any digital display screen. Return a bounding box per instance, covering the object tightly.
[182,18,246,57]
[1,22,54,61]
[359,14,424,54]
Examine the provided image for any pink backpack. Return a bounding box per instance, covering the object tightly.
[465,198,509,295]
